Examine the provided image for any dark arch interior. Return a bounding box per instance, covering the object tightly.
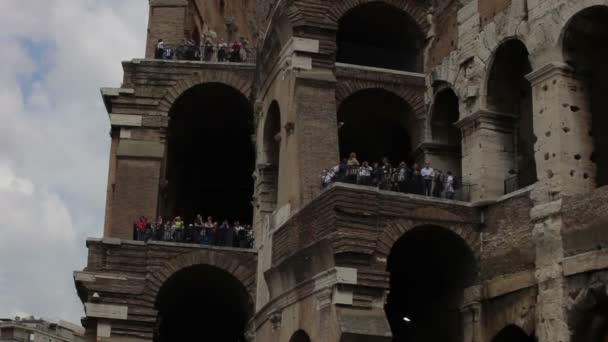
[432,89,460,146]
[492,325,535,342]
[386,226,478,342]
[487,40,537,189]
[336,2,423,71]
[338,89,413,165]
[564,6,608,188]
[290,330,312,342]
[572,291,608,342]
[154,264,252,342]
[165,83,254,224]
[431,88,462,176]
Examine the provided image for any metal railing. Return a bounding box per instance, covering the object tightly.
[504,175,519,195]
[153,43,256,64]
[323,166,473,202]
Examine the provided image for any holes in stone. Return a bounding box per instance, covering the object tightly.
[570,170,575,177]
[584,173,589,179]
[545,131,551,137]
[563,127,571,133]
[544,153,550,161]
[553,80,557,85]
[575,154,582,160]
[542,85,548,91]
[570,105,580,112]
[547,170,554,179]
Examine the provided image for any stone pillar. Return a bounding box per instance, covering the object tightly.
[103,114,165,239]
[526,62,595,202]
[461,286,482,342]
[530,201,569,342]
[456,110,517,201]
[146,0,189,58]
[525,62,595,342]
[293,71,339,206]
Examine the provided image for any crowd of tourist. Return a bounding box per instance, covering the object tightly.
[155,35,250,63]
[322,153,460,199]
[133,215,254,248]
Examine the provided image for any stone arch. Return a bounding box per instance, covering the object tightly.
[289,329,312,342]
[429,85,463,178]
[146,249,257,304]
[333,1,426,71]
[375,218,480,261]
[480,36,529,103]
[383,223,479,341]
[335,80,425,117]
[327,0,430,34]
[157,70,253,116]
[560,4,608,188]
[558,1,608,49]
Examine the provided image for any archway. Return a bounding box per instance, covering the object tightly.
[572,290,608,342]
[336,2,423,72]
[164,82,254,224]
[154,264,252,342]
[386,225,478,342]
[290,330,311,342]
[563,6,608,188]
[260,101,281,212]
[431,88,462,177]
[487,39,537,192]
[338,89,414,166]
[492,325,535,342]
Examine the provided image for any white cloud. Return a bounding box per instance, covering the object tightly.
[0,0,147,323]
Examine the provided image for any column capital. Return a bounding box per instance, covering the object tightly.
[525,62,575,85]
[455,109,517,130]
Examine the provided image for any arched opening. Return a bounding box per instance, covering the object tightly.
[572,291,608,342]
[492,325,535,342]
[290,330,312,342]
[338,89,413,165]
[487,39,537,192]
[154,264,252,342]
[260,101,281,212]
[386,226,478,342]
[431,88,462,177]
[336,2,423,72]
[164,83,254,224]
[563,6,608,188]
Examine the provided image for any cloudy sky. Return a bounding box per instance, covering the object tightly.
[0,0,147,323]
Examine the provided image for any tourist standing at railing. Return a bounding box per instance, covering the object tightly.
[231,40,242,62]
[203,216,215,245]
[134,216,147,241]
[379,158,392,190]
[163,221,172,241]
[173,216,184,242]
[411,163,423,195]
[445,171,456,199]
[421,162,434,196]
[194,214,204,244]
[346,152,360,183]
[218,38,228,62]
[203,37,214,62]
[397,162,408,193]
[358,161,373,185]
[155,39,165,59]
[433,170,445,198]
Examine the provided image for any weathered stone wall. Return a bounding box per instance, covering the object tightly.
[75,239,257,341]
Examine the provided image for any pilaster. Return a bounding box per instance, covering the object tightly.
[456,109,518,200]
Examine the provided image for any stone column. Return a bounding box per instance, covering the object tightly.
[456,110,517,201]
[525,62,595,202]
[525,62,595,342]
[461,285,482,342]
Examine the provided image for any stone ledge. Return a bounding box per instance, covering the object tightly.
[563,249,608,277]
[483,269,536,299]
